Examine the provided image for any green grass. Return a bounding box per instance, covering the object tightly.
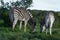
[0,25,60,40]
[0,20,60,40]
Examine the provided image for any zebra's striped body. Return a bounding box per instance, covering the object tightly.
[40,12,55,35]
[9,7,33,32]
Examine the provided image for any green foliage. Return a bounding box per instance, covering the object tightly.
[12,0,32,8]
[0,8,11,27]
[0,0,32,9]
[0,31,60,40]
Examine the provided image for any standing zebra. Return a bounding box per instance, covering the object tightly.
[40,12,55,35]
[9,7,36,32]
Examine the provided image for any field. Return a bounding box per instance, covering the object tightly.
[0,8,60,40]
[0,25,60,40]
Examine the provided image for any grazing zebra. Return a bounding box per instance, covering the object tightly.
[9,7,36,32]
[40,12,55,35]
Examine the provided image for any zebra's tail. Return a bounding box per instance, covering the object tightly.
[9,8,14,24]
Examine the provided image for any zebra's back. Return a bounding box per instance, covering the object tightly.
[9,7,33,22]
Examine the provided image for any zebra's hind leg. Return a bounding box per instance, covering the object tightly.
[24,20,28,32]
[19,21,22,30]
[42,25,45,32]
[12,19,18,31]
[46,28,48,35]
[49,23,53,35]
[50,27,52,35]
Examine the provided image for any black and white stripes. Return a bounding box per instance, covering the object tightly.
[9,7,34,32]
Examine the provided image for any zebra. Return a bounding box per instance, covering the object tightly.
[40,12,55,35]
[9,7,36,32]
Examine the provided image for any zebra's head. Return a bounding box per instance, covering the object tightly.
[28,18,36,32]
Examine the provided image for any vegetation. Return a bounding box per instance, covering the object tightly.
[0,8,60,40]
[0,0,32,9]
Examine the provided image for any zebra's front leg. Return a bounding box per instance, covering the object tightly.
[12,19,18,31]
[24,21,28,32]
[19,21,22,30]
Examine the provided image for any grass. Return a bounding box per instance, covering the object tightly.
[0,20,59,40]
[0,24,60,40]
[0,20,60,40]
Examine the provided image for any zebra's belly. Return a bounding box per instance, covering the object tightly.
[18,17,29,21]
[18,18,25,21]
